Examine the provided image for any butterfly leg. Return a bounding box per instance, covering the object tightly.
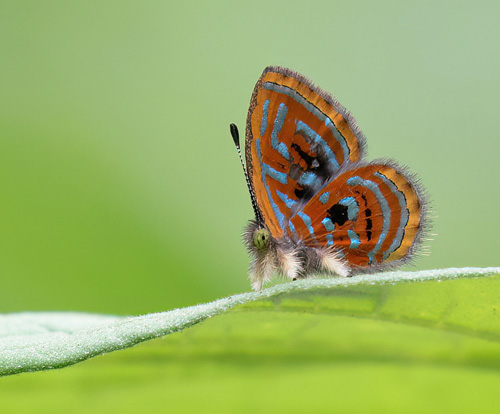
[314,247,350,277]
[276,246,301,282]
[249,251,276,291]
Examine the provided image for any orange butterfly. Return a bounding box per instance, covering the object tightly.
[231,67,428,291]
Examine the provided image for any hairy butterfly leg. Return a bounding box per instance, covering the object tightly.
[248,249,276,291]
[276,244,301,281]
[314,247,350,277]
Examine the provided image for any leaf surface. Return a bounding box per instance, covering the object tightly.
[1,267,499,378]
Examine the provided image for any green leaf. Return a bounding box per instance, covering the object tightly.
[1,267,499,379]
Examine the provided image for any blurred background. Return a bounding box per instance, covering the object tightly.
[1,0,498,316]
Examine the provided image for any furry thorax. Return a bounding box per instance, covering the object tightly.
[243,220,349,291]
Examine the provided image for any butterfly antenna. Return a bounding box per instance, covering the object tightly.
[230,123,264,225]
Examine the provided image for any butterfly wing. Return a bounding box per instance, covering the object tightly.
[288,162,427,270]
[245,66,366,238]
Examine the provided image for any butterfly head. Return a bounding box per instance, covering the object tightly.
[243,219,274,257]
[253,227,270,250]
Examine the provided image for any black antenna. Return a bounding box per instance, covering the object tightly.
[230,123,264,225]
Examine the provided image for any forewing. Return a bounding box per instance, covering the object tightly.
[245,66,366,238]
[288,162,427,270]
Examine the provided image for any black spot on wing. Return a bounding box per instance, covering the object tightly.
[294,186,315,200]
[360,193,368,207]
[327,203,349,226]
[291,143,315,170]
[289,142,334,203]
[291,142,334,182]
[357,193,372,241]
[366,220,372,241]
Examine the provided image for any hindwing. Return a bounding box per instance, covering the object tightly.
[288,162,426,270]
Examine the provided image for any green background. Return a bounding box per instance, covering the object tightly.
[1,1,499,410]
[2,0,498,315]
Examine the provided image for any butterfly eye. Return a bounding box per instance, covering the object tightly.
[253,228,270,250]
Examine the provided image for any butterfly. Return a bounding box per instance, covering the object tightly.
[230,66,428,291]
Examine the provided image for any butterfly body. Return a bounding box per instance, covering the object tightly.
[243,219,348,291]
[234,67,428,291]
